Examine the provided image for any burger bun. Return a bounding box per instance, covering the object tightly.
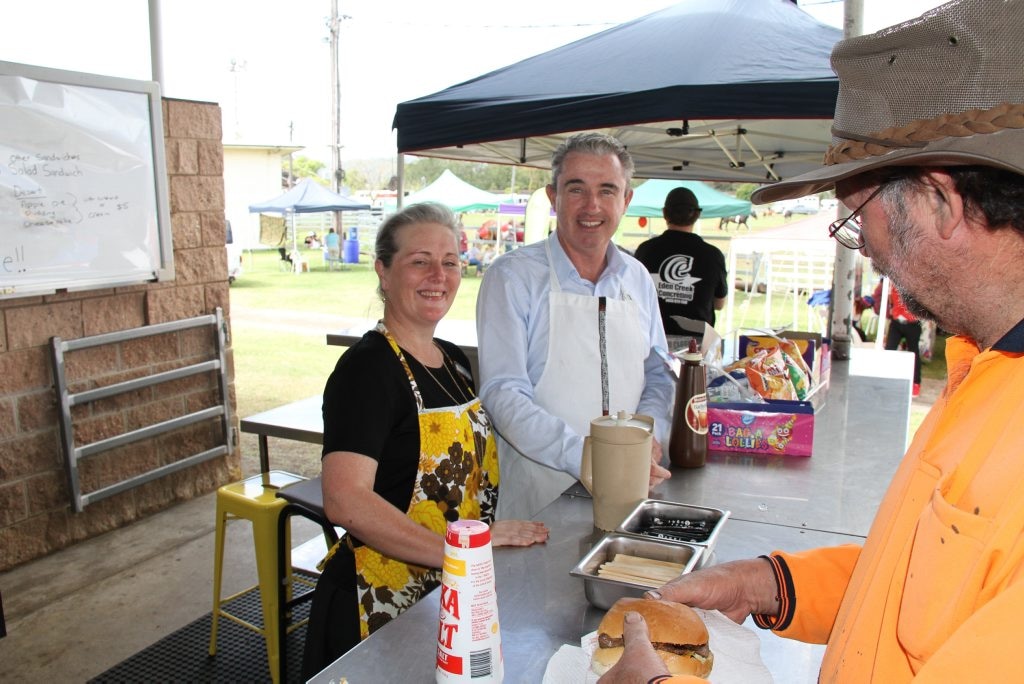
[590,598,713,677]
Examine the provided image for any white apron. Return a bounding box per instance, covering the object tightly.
[496,240,647,519]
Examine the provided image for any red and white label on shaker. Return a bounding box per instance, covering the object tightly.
[436,520,503,683]
[685,392,709,435]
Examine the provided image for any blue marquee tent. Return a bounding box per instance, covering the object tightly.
[248,179,370,214]
[249,179,371,262]
[393,0,841,184]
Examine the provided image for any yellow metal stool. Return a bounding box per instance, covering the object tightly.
[209,470,305,684]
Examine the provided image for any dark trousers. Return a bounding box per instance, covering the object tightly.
[886,319,922,385]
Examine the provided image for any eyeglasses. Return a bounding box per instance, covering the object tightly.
[828,184,885,250]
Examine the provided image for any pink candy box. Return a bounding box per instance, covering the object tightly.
[707,399,814,457]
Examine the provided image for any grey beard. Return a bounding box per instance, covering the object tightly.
[877,184,938,324]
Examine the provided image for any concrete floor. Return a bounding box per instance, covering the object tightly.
[0,488,326,682]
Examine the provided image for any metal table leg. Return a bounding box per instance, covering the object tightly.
[259,435,270,474]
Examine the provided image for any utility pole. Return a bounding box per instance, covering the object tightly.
[229,58,247,141]
[288,120,295,189]
[328,1,345,231]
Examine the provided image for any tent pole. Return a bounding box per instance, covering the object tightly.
[290,210,297,273]
[148,0,164,87]
[828,0,865,359]
[397,154,405,210]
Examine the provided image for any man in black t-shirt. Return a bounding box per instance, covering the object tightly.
[634,187,728,346]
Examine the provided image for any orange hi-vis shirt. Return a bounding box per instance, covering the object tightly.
[659,327,1024,684]
[770,328,1024,681]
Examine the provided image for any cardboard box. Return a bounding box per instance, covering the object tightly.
[737,331,830,388]
[707,399,815,457]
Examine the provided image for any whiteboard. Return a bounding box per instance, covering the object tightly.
[0,61,173,299]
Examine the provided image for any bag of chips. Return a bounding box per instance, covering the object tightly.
[780,349,811,400]
[745,348,798,400]
[778,338,813,378]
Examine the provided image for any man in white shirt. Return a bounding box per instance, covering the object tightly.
[476,133,674,520]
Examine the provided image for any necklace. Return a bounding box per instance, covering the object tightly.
[437,344,475,400]
[377,321,473,407]
[421,343,473,406]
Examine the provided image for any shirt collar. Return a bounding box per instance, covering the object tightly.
[548,231,626,284]
[992,317,1024,353]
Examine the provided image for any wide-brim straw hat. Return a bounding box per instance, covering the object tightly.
[752,0,1024,205]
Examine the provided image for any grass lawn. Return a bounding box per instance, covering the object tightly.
[230,249,482,320]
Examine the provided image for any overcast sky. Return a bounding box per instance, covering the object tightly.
[2,0,946,162]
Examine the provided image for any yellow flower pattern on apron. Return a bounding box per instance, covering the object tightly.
[325,325,499,642]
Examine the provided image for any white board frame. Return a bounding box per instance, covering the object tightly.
[0,60,174,299]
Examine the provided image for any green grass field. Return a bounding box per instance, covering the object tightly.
[230,250,482,320]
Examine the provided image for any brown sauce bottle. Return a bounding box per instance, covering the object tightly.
[669,338,708,468]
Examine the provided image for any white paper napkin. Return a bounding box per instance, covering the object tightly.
[542,608,773,684]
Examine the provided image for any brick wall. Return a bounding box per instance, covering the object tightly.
[0,99,241,571]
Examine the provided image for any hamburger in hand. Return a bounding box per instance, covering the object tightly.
[591,597,713,677]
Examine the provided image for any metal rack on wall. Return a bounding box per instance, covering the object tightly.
[49,308,233,513]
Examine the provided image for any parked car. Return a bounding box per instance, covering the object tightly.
[772,200,820,217]
[788,202,820,215]
[772,201,820,218]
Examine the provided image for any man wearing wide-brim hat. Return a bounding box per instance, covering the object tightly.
[598,1,1024,681]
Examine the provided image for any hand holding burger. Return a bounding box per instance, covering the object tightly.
[593,598,713,679]
[595,609,671,683]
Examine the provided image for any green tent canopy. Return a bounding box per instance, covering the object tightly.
[626,179,751,220]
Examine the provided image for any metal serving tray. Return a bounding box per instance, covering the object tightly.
[616,499,730,557]
[569,532,702,610]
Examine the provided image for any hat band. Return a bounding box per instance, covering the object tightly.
[825,102,1024,165]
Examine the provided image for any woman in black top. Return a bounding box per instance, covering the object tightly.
[302,203,548,677]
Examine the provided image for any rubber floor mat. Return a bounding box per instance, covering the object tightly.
[90,577,314,684]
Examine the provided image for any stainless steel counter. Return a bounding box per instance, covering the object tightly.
[310,348,915,683]
[566,348,915,538]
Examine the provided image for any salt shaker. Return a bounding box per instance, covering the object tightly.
[436,520,503,682]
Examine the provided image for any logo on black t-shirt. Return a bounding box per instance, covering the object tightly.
[657,254,702,304]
